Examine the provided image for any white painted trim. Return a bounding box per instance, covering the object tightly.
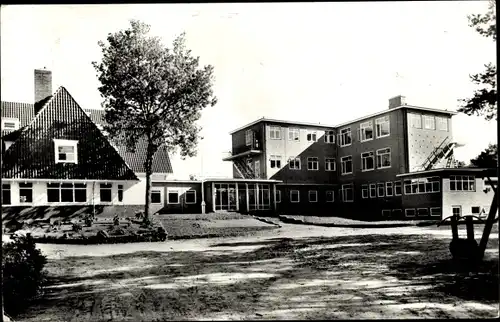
[151,188,164,205]
[185,190,197,204]
[166,188,179,204]
[1,178,138,183]
[375,116,391,138]
[308,190,318,203]
[53,139,79,164]
[307,157,319,171]
[405,209,416,217]
[2,118,20,131]
[430,207,442,217]
[417,208,429,217]
[376,147,392,169]
[276,183,337,186]
[290,190,300,203]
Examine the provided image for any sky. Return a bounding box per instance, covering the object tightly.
[1,2,497,179]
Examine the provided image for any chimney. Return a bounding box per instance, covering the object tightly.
[388,95,406,109]
[34,68,52,113]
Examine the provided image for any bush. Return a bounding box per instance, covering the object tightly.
[84,214,95,227]
[113,215,120,226]
[72,223,83,232]
[2,235,47,316]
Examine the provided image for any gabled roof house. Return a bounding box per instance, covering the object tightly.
[1,69,173,215]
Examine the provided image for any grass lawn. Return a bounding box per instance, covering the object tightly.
[12,224,499,320]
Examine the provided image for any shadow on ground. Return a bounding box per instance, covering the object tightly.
[14,232,499,321]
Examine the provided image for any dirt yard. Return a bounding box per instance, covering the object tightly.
[13,223,499,320]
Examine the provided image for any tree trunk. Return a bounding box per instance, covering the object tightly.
[144,142,156,221]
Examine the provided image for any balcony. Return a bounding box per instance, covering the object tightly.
[223,139,262,161]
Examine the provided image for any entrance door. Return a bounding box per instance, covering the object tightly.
[452,205,461,217]
[214,183,237,211]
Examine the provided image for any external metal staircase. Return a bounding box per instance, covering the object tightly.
[233,158,257,179]
[419,137,457,171]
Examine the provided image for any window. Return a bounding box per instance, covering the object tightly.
[409,113,422,129]
[324,130,335,143]
[269,155,282,169]
[403,177,440,195]
[100,183,112,202]
[450,175,475,191]
[341,184,354,202]
[423,115,435,130]
[386,182,393,196]
[369,183,376,198]
[54,139,78,164]
[167,189,179,204]
[245,130,253,146]
[382,210,392,217]
[436,117,448,131]
[270,126,281,139]
[375,116,390,138]
[2,118,19,131]
[326,190,334,202]
[341,156,353,175]
[19,182,33,203]
[152,189,163,204]
[288,128,300,141]
[361,151,375,171]
[392,209,403,217]
[2,184,11,205]
[452,206,461,217]
[471,206,481,214]
[118,184,123,202]
[307,157,319,170]
[376,148,391,168]
[361,184,368,199]
[339,127,352,147]
[290,190,300,203]
[288,157,301,170]
[46,183,87,203]
[325,158,336,171]
[377,183,385,197]
[430,207,442,217]
[185,190,196,204]
[405,209,416,217]
[308,190,318,202]
[394,181,402,196]
[359,121,374,141]
[417,208,429,217]
[306,131,317,142]
[275,190,281,203]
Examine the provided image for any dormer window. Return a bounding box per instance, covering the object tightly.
[2,118,20,131]
[54,139,78,164]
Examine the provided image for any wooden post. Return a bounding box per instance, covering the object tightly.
[245,183,249,213]
[451,214,459,240]
[465,216,474,240]
[478,177,498,260]
[235,183,239,212]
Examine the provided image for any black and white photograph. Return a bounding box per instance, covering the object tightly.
[1,1,498,320]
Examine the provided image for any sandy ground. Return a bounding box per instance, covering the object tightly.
[11,223,500,321]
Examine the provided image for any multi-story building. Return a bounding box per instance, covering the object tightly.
[223,96,497,220]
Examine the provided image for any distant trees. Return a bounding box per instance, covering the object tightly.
[93,20,217,219]
[458,1,497,120]
[469,143,498,168]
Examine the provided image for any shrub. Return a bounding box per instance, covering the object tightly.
[72,223,83,232]
[2,235,47,316]
[113,215,120,226]
[84,214,95,227]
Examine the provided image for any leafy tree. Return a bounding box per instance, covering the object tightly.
[458,1,497,120]
[93,20,217,219]
[470,143,498,168]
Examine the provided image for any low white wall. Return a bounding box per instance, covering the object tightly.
[442,177,496,218]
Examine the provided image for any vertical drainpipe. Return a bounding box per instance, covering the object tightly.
[92,181,96,217]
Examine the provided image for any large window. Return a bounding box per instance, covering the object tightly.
[341,155,353,175]
[308,190,318,202]
[47,183,87,202]
[269,126,281,139]
[288,128,300,141]
[403,177,440,195]
[288,157,301,170]
[306,131,317,142]
[394,181,402,196]
[409,113,422,129]
[450,175,475,191]
[361,151,375,171]
[386,182,394,196]
[245,130,253,146]
[100,183,112,202]
[375,116,390,138]
[430,207,442,217]
[377,183,385,197]
[167,189,179,204]
[405,209,416,217]
[369,183,376,198]
[376,148,391,168]
[324,130,335,143]
[2,184,11,205]
[359,121,374,141]
[361,184,368,199]
[270,155,282,169]
[185,190,196,204]
[290,190,300,203]
[118,184,123,202]
[423,115,435,130]
[341,184,354,202]
[152,189,163,204]
[436,117,448,131]
[325,158,336,171]
[339,127,352,147]
[54,139,78,164]
[326,190,334,202]
[19,182,33,203]
[307,157,319,170]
